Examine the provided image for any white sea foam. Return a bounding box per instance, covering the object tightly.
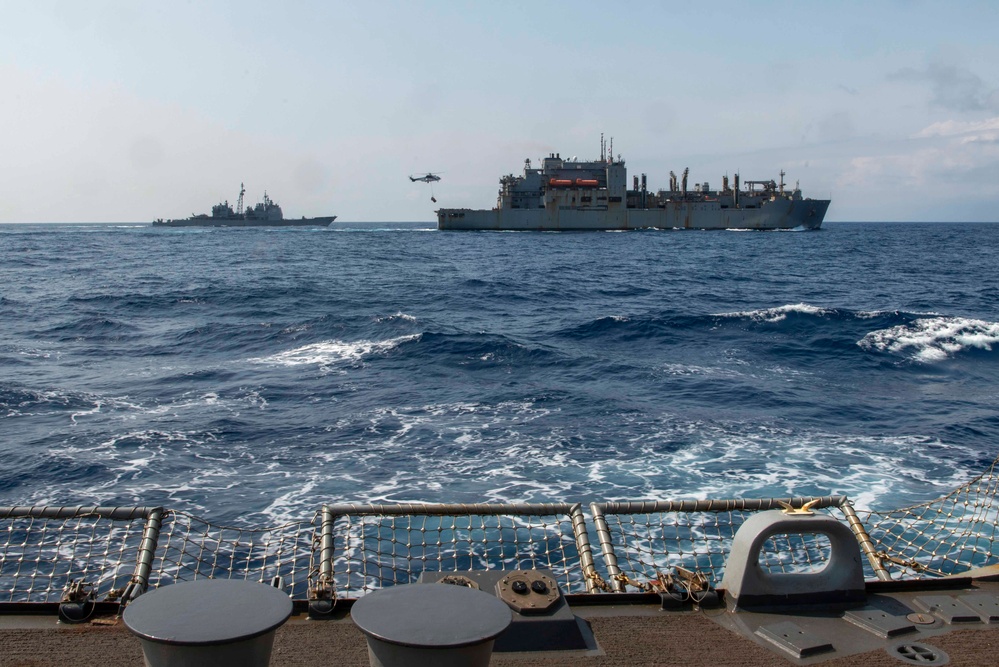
[250,334,420,369]
[375,312,418,323]
[858,316,999,362]
[53,392,148,424]
[259,480,318,524]
[17,347,58,359]
[70,400,105,423]
[64,385,262,423]
[657,363,746,379]
[716,303,831,323]
[24,396,990,524]
[856,309,940,320]
[506,411,982,512]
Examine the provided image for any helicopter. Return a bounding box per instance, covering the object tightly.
[409,173,442,183]
[410,172,442,202]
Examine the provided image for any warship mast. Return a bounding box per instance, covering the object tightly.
[236,183,245,217]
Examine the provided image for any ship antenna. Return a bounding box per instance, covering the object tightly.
[237,182,245,216]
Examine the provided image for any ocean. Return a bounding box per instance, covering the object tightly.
[1,222,997,526]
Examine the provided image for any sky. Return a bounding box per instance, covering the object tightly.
[2,1,998,223]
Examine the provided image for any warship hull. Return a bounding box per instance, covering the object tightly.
[154,184,336,228]
[153,216,336,228]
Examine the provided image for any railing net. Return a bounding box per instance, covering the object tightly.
[860,455,999,579]
[324,504,586,596]
[149,510,319,599]
[5,459,999,607]
[0,508,149,603]
[591,497,850,590]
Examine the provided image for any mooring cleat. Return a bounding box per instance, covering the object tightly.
[778,499,821,515]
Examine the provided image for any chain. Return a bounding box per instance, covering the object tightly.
[874,550,947,577]
[585,570,613,592]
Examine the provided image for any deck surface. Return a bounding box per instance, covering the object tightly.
[2,604,999,666]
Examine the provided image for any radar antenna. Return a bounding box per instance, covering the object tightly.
[236,183,245,216]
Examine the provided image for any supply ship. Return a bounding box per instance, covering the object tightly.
[438,138,829,231]
[153,184,336,227]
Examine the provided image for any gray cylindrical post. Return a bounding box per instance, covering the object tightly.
[123,579,293,667]
[351,584,512,667]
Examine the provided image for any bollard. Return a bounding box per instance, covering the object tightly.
[123,579,293,667]
[351,583,512,667]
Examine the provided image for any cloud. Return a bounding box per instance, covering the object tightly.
[888,63,999,113]
[958,133,999,146]
[828,134,999,221]
[839,123,999,194]
[914,117,999,142]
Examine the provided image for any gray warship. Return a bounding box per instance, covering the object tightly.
[153,183,336,227]
[438,137,830,231]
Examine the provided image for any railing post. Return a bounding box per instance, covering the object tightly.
[309,506,337,616]
[589,503,624,592]
[127,507,165,602]
[568,503,599,594]
[840,500,892,581]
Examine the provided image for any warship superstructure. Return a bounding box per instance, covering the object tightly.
[438,138,829,231]
[153,184,336,227]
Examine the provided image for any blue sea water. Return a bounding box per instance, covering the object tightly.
[1,222,997,525]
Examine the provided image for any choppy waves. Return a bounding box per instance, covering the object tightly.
[711,305,999,363]
[859,316,999,362]
[250,335,421,371]
[559,304,999,365]
[2,222,998,523]
[716,303,833,323]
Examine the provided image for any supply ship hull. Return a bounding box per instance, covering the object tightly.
[438,141,829,231]
[439,202,826,231]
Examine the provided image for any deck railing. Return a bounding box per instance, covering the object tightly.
[3,457,999,610]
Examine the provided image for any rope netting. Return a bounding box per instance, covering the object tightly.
[149,511,320,599]
[5,464,999,608]
[323,504,587,596]
[590,497,851,591]
[860,456,999,579]
[0,508,149,603]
